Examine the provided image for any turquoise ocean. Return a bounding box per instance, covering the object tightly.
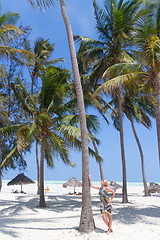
[2,180,159,195]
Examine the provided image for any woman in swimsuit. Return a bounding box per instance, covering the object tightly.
[89,174,115,235]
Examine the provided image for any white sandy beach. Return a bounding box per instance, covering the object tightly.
[0,181,160,240]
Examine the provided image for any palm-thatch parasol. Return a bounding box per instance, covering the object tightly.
[7,173,35,193]
[109,180,122,192]
[148,182,160,194]
[63,177,82,194]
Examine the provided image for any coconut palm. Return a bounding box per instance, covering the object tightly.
[27,0,95,231]
[0,100,27,191]
[11,66,73,207]
[110,81,155,196]
[10,65,100,207]
[133,0,160,165]
[0,8,22,48]
[27,38,63,194]
[72,39,114,181]
[74,0,142,203]
[27,38,63,94]
[124,88,155,196]
[0,6,34,61]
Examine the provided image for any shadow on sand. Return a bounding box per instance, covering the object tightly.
[0,193,160,238]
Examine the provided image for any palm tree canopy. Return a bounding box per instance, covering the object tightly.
[0,7,23,45]
[8,64,102,167]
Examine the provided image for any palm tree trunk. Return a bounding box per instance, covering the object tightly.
[36,139,40,195]
[117,88,128,203]
[88,128,104,181]
[92,141,104,181]
[59,0,95,232]
[154,75,160,166]
[31,74,35,95]
[130,119,150,196]
[7,62,13,117]
[39,134,46,207]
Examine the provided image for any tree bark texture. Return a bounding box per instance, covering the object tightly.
[36,139,40,195]
[117,88,128,203]
[60,0,95,232]
[153,75,160,166]
[130,119,150,196]
[39,134,46,207]
[7,62,13,117]
[31,71,36,95]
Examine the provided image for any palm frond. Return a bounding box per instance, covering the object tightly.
[59,123,100,145]
[43,58,64,66]
[0,12,19,26]
[28,119,40,137]
[59,124,82,140]
[28,0,55,11]
[0,146,17,169]
[69,137,102,162]
[0,45,35,64]
[93,0,112,42]
[0,25,23,44]
[118,51,136,63]
[0,124,24,136]
[86,114,101,134]
[48,131,75,167]
[94,72,143,95]
[60,114,101,134]
[103,62,142,79]
[41,66,71,111]
[11,80,38,115]
[17,126,32,151]
[74,35,105,48]
[44,140,54,168]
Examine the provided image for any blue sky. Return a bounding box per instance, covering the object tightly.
[2,0,160,182]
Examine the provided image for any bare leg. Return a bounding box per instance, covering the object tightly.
[102,212,109,227]
[106,212,113,235]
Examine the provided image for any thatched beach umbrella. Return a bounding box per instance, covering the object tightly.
[63,177,82,194]
[7,173,35,193]
[109,180,122,192]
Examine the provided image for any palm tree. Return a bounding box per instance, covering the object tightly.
[73,39,113,181]
[11,65,100,208]
[0,65,28,191]
[0,113,27,192]
[27,0,95,231]
[111,82,155,196]
[134,0,160,165]
[0,9,21,114]
[27,38,63,94]
[74,0,142,203]
[0,9,22,48]
[27,38,63,194]
[11,66,73,207]
[0,6,34,61]
[124,86,155,196]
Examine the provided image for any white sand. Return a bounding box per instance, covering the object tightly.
[0,182,160,240]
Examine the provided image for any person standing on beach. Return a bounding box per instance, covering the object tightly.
[89,174,115,235]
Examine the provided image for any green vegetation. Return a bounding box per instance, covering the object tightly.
[0,0,160,234]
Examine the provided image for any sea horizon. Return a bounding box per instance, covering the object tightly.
[2,179,160,185]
